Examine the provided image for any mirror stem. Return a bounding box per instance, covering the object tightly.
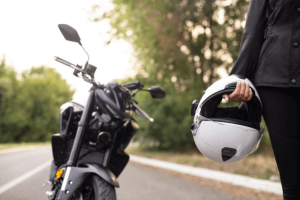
[132,89,139,97]
[81,45,90,63]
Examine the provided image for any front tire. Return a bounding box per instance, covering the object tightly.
[71,175,116,200]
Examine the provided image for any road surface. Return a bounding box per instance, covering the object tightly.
[0,147,256,200]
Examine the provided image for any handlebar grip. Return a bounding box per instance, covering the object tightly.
[122,80,144,90]
[54,56,84,73]
[54,56,75,67]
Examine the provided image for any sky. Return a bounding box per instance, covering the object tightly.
[0,0,135,104]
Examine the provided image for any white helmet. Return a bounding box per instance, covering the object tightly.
[190,74,264,163]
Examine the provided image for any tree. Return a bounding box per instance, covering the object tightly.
[102,0,249,89]
[0,58,17,138]
[0,62,74,143]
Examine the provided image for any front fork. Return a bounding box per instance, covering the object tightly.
[54,87,93,200]
[67,88,95,167]
[53,87,118,200]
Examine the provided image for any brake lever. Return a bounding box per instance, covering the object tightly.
[133,107,144,118]
[132,102,154,123]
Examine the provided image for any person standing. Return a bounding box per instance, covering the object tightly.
[222,0,300,199]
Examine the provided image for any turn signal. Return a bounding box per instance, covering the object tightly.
[55,169,64,179]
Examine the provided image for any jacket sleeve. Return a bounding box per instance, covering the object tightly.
[229,0,269,80]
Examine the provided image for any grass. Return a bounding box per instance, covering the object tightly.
[0,142,50,150]
[125,145,280,182]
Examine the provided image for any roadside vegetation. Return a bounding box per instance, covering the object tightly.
[0,59,74,143]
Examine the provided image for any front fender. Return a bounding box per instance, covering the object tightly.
[56,164,119,200]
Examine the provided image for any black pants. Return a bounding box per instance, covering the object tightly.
[257,87,300,199]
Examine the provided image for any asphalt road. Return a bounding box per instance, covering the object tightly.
[0,147,250,200]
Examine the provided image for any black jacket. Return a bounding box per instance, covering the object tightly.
[230,0,300,87]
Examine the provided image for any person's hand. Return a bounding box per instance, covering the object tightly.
[222,81,253,102]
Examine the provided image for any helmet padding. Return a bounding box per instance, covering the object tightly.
[200,91,261,130]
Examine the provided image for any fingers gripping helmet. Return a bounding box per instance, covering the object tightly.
[190,74,264,163]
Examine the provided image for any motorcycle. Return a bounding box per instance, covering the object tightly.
[46,24,166,200]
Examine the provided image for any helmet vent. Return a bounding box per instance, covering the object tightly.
[221,147,237,162]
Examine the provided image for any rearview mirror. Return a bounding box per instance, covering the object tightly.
[58,24,82,45]
[148,86,166,99]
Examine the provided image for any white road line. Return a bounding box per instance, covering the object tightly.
[130,155,282,195]
[0,160,52,194]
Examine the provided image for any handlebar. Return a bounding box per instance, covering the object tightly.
[122,80,144,90]
[54,56,84,73]
[55,56,153,122]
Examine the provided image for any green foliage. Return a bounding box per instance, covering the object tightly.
[104,0,249,89]
[97,0,272,151]
[134,90,195,151]
[0,60,74,143]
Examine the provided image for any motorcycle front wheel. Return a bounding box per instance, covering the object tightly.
[71,175,116,200]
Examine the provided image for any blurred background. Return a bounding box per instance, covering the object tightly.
[0,0,279,183]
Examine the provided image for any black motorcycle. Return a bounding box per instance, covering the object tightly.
[46,24,165,200]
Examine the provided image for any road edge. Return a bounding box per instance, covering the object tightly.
[130,155,282,195]
[0,145,51,155]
